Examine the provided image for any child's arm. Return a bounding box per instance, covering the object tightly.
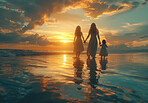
[105,44,108,47]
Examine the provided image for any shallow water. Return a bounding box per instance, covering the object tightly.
[0,52,148,103]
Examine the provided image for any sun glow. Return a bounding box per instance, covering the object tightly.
[62,40,71,43]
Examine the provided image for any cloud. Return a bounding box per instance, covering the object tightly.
[0,0,147,47]
[1,0,146,33]
[0,0,83,46]
[122,22,148,35]
[0,32,51,46]
[0,7,25,33]
[83,2,120,18]
[122,22,144,30]
[142,0,148,5]
[52,12,84,22]
[102,22,148,47]
[82,0,147,18]
[1,0,82,33]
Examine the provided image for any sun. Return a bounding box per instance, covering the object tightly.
[62,40,71,43]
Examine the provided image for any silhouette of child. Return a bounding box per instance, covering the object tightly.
[99,40,108,59]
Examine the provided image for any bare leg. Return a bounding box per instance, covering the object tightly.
[78,52,80,58]
[87,51,90,58]
[76,52,78,58]
[92,54,96,59]
[92,56,96,59]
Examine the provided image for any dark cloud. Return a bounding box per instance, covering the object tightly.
[83,1,131,18]
[142,0,148,5]
[108,44,148,51]
[83,3,112,18]
[0,0,81,33]
[22,33,50,46]
[0,32,51,46]
[83,0,146,18]
[0,32,21,43]
[0,7,25,33]
[140,35,148,39]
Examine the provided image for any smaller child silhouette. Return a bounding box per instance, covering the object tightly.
[99,40,108,59]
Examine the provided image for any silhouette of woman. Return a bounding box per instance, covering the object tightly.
[73,26,84,58]
[84,23,101,58]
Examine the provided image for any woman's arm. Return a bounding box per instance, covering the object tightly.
[97,29,101,44]
[81,32,85,42]
[84,31,90,43]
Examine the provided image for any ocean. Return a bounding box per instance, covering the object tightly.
[0,49,148,103]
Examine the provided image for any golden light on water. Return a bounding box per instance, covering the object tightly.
[63,54,67,66]
[63,54,66,62]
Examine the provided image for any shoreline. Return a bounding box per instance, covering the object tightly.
[0,49,148,56]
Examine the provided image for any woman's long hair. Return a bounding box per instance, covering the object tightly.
[89,23,98,34]
[75,26,81,36]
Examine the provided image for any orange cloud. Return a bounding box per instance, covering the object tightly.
[126,40,148,47]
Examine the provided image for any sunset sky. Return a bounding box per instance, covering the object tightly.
[0,0,148,50]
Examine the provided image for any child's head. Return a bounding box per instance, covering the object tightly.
[102,39,106,44]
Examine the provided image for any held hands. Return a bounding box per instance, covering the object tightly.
[99,42,101,46]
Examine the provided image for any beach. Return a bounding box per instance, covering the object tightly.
[0,50,148,103]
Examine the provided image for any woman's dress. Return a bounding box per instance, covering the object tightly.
[99,44,108,56]
[74,32,84,52]
[87,30,98,58]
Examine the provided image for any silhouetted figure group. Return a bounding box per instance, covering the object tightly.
[73,23,108,89]
[73,23,108,59]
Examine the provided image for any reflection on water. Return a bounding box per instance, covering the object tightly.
[73,58,84,90]
[87,58,100,88]
[100,59,108,70]
[0,53,148,103]
[63,54,66,66]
